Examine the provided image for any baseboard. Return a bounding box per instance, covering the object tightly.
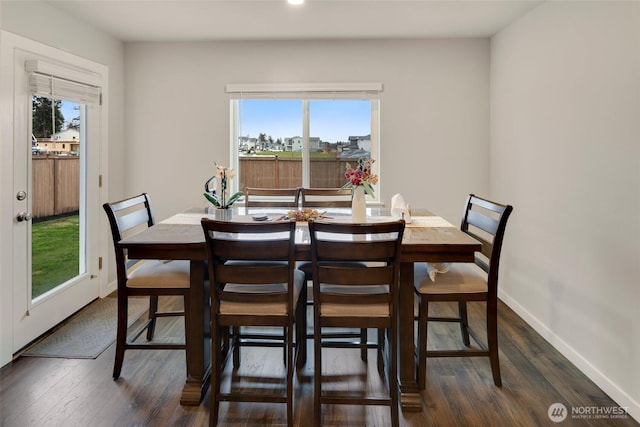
[498,289,639,423]
[101,279,117,298]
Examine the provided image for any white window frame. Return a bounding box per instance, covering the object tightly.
[227,83,381,200]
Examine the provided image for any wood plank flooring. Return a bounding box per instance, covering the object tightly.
[1,297,637,427]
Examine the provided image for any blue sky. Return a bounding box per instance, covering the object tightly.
[240,100,371,143]
[56,99,371,141]
[59,100,79,128]
[56,99,372,142]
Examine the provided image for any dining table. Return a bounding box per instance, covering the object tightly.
[118,205,481,410]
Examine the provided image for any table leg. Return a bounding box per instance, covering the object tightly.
[180,260,211,405]
[398,262,422,412]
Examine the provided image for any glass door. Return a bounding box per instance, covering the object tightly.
[12,50,102,352]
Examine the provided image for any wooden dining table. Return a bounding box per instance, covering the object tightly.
[118,206,481,410]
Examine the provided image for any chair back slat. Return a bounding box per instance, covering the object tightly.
[466,210,499,235]
[316,240,399,262]
[317,265,395,286]
[468,195,507,214]
[212,239,290,261]
[216,264,290,284]
[314,221,403,234]
[116,208,153,236]
[108,193,154,216]
[300,188,352,208]
[244,187,300,208]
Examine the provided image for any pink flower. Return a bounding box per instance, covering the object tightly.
[343,158,377,196]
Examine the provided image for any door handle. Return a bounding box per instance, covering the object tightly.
[16,211,33,222]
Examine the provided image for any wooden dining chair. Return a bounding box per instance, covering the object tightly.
[299,187,368,358]
[309,219,405,427]
[201,218,306,427]
[243,187,300,208]
[414,194,513,389]
[103,193,190,380]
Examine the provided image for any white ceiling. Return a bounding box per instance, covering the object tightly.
[44,0,543,42]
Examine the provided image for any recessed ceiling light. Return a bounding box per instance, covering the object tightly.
[288,0,304,5]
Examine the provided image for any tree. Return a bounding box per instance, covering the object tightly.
[68,117,80,130]
[257,132,267,151]
[67,105,80,130]
[32,96,64,138]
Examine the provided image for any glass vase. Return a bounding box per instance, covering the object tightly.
[351,185,366,223]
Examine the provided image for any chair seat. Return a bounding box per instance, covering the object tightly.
[320,284,390,317]
[414,262,487,295]
[127,259,191,288]
[221,269,305,315]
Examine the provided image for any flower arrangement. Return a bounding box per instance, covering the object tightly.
[286,208,321,221]
[342,157,378,195]
[203,163,243,209]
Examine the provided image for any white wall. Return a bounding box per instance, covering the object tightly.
[0,0,124,367]
[491,1,640,420]
[1,0,126,201]
[124,39,490,222]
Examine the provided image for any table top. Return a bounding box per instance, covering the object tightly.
[119,206,481,263]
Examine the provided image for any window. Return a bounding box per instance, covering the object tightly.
[228,83,381,200]
[28,60,100,299]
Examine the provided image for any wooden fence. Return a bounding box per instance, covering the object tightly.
[32,156,79,219]
[239,156,352,190]
[31,155,356,219]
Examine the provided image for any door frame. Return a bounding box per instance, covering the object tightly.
[0,31,111,365]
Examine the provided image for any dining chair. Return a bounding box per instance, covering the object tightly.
[201,218,306,427]
[299,187,368,359]
[414,194,513,389]
[243,187,300,208]
[308,219,405,427]
[103,193,190,380]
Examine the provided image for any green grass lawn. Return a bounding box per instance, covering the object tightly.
[31,215,79,298]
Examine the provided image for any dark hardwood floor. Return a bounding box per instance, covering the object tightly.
[1,297,636,427]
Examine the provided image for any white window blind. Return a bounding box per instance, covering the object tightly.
[26,60,101,105]
[226,83,382,100]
